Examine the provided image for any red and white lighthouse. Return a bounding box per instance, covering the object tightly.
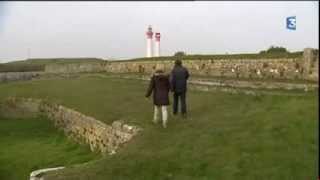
[154,32,161,57]
[146,25,154,57]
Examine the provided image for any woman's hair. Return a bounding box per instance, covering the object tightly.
[175,59,182,66]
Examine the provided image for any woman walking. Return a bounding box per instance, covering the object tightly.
[145,64,170,128]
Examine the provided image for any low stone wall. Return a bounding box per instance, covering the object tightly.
[189,79,318,91]
[187,83,316,96]
[0,72,42,83]
[105,74,318,92]
[303,48,319,81]
[43,48,318,82]
[45,62,107,74]
[0,97,141,180]
[0,97,141,155]
[105,58,303,80]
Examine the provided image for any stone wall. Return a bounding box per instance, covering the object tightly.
[303,48,319,81]
[105,58,304,79]
[106,74,318,95]
[45,62,107,74]
[0,72,42,83]
[0,97,141,155]
[44,48,318,82]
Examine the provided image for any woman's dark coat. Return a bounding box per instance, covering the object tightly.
[145,71,170,106]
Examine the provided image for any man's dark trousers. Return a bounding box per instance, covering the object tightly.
[173,91,186,115]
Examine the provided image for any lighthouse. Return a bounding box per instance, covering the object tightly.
[154,32,161,57]
[146,25,154,57]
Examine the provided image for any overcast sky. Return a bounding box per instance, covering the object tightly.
[0,1,318,63]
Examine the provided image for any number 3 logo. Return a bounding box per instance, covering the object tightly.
[287,16,296,30]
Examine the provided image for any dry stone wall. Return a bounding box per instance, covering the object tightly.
[44,48,318,82]
[0,72,42,83]
[45,62,107,74]
[105,58,303,79]
[106,74,318,95]
[0,97,141,155]
[303,48,319,81]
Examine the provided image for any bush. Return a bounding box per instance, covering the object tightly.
[260,46,289,54]
[174,51,186,57]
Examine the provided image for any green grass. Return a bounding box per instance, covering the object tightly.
[0,116,100,180]
[0,74,318,179]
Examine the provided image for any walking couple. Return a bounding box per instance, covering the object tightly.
[145,59,189,128]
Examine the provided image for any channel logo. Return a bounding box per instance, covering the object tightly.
[286,16,296,30]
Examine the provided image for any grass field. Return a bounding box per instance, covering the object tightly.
[0,74,318,180]
[0,116,100,180]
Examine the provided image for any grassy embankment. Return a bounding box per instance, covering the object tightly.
[0,116,100,180]
[0,74,317,180]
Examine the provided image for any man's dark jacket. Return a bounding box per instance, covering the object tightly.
[145,71,170,106]
[170,65,189,93]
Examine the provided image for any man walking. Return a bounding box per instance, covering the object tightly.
[170,59,189,118]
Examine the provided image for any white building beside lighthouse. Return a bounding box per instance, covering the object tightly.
[146,26,154,57]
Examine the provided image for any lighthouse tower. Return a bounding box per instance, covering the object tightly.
[146,26,154,57]
[154,32,161,57]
